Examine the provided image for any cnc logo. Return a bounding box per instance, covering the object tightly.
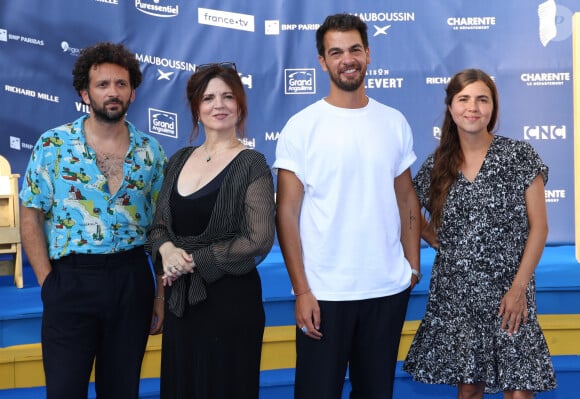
[523,125,566,140]
[285,69,315,95]
[149,108,178,138]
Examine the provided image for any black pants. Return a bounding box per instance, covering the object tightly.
[41,247,155,399]
[294,288,410,399]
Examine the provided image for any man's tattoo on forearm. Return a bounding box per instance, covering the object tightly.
[409,210,416,230]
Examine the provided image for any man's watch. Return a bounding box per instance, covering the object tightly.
[411,268,422,282]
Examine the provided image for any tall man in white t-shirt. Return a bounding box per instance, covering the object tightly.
[274,13,421,399]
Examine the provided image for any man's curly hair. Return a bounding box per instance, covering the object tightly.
[72,42,142,97]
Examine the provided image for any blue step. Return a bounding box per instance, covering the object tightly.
[3,246,580,346]
[1,245,579,398]
[260,357,580,399]
[0,378,160,399]
[1,357,578,399]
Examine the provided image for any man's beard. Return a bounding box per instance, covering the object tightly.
[328,63,366,92]
[88,95,130,123]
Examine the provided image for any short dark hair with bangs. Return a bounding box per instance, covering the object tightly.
[316,13,369,57]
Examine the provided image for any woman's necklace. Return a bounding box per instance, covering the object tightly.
[201,141,241,162]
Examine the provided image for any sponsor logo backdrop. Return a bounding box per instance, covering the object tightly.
[0,0,575,244]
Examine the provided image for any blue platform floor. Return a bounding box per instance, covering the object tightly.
[0,356,578,399]
[0,245,579,398]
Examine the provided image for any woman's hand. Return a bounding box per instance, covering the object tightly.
[159,241,195,286]
[498,285,528,336]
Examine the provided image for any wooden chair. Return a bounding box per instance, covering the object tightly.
[0,154,23,288]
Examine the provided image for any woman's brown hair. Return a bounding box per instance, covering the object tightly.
[186,64,247,142]
[428,68,499,228]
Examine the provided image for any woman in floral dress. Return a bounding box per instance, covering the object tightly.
[403,69,556,399]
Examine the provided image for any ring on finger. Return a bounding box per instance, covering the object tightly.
[300,326,307,334]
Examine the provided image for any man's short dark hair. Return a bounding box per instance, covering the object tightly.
[72,42,142,97]
[316,13,369,57]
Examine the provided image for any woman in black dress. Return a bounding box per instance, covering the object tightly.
[146,63,275,399]
[403,69,556,398]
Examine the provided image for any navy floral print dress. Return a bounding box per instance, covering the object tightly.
[403,135,556,393]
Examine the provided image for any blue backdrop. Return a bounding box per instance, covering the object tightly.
[0,0,575,244]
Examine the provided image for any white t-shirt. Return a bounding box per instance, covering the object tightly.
[274,98,416,301]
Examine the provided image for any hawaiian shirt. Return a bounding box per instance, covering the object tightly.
[20,115,167,259]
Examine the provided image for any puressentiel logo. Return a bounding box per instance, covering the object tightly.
[135,0,178,18]
[149,108,178,138]
[198,8,255,32]
[284,69,315,95]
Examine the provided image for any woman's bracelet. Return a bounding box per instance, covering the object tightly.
[154,295,165,301]
[294,288,311,297]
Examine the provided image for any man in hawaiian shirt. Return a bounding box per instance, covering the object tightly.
[19,42,167,399]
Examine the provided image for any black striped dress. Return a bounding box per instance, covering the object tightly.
[146,147,276,399]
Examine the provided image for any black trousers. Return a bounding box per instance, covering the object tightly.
[294,288,411,399]
[41,246,155,399]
